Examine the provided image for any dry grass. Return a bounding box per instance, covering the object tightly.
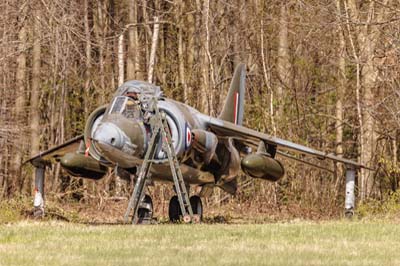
[1,220,400,266]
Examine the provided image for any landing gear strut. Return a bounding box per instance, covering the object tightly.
[33,164,46,218]
[169,195,202,222]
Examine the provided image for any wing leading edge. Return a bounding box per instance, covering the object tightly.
[207,117,369,170]
[26,135,84,166]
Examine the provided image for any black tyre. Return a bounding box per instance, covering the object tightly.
[168,195,181,222]
[190,195,203,222]
[137,194,153,224]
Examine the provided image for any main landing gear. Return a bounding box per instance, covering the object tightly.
[134,193,203,224]
[169,195,203,223]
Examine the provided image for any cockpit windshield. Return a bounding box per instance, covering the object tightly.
[108,96,142,119]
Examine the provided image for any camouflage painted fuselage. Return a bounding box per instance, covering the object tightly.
[87,81,238,189]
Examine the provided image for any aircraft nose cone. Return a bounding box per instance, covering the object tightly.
[93,122,125,149]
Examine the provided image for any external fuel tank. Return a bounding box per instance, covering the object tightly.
[241,153,284,182]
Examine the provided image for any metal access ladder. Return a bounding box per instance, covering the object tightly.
[124,97,194,224]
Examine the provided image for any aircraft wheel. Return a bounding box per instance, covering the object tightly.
[168,195,181,222]
[137,194,153,224]
[33,207,44,219]
[190,195,203,223]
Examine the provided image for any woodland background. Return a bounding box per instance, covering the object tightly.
[1,0,400,218]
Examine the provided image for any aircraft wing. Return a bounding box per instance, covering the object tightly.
[25,135,84,167]
[207,117,368,170]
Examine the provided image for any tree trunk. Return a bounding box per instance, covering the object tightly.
[140,0,153,38]
[118,34,124,86]
[360,40,377,198]
[392,134,398,191]
[147,17,160,83]
[347,0,389,199]
[260,15,276,136]
[177,0,187,103]
[393,136,398,170]
[94,1,106,103]
[28,6,42,194]
[335,0,345,182]
[186,1,197,107]
[200,0,210,114]
[276,3,290,122]
[84,0,92,114]
[82,0,93,201]
[127,0,140,80]
[13,5,27,193]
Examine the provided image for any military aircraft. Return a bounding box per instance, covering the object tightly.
[28,64,364,222]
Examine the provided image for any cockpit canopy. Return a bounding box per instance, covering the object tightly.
[106,80,163,120]
[114,80,162,98]
[107,96,142,120]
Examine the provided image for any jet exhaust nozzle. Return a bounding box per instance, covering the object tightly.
[241,154,284,182]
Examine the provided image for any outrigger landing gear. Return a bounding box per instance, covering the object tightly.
[33,163,46,218]
[344,166,356,218]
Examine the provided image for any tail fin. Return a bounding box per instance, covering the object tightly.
[218,63,246,125]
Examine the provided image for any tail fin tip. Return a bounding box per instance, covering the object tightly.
[218,63,246,125]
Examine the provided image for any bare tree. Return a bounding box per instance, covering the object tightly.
[347,0,390,199]
[28,3,41,194]
[276,3,291,123]
[147,17,160,83]
[335,0,346,181]
[84,0,92,114]
[126,0,140,80]
[12,3,28,193]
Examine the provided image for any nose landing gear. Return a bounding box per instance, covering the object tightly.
[137,194,153,224]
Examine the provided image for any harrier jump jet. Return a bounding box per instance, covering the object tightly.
[28,64,363,221]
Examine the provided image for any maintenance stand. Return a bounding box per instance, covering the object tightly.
[124,93,196,224]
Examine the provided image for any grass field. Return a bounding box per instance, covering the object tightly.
[0,221,399,266]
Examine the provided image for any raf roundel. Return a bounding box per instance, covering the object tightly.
[185,124,192,149]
